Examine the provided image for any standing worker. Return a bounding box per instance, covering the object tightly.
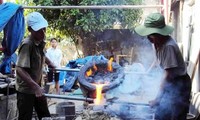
[46,38,63,94]
[16,12,56,120]
[135,13,191,120]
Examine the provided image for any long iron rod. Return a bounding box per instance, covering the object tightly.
[111,101,150,107]
[53,68,80,72]
[0,78,11,83]
[22,5,163,9]
[44,94,94,102]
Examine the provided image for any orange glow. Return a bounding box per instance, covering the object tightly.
[86,69,92,77]
[93,65,97,71]
[94,83,107,105]
[107,57,113,72]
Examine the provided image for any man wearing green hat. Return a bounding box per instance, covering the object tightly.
[135,13,191,120]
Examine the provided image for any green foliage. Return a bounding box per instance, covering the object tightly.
[27,0,142,35]
[19,0,142,56]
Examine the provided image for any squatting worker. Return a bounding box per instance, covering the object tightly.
[135,13,191,120]
[16,12,56,120]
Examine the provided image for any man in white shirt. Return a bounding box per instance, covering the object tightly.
[46,38,62,94]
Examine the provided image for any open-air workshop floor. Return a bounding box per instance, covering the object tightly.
[43,84,154,120]
[47,96,85,114]
[44,87,87,119]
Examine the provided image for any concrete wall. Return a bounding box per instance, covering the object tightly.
[186,0,200,93]
[0,94,17,120]
[171,0,199,93]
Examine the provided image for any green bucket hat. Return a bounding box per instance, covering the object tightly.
[135,13,174,36]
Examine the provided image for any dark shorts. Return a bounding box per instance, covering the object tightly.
[155,74,192,120]
[47,71,60,82]
[17,91,50,120]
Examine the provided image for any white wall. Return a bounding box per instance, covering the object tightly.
[181,0,200,93]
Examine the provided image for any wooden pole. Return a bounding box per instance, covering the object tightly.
[22,5,163,10]
[191,50,200,81]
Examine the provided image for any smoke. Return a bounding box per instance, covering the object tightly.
[101,33,190,119]
[105,62,164,102]
[103,34,165,119]
[105,34,164,102]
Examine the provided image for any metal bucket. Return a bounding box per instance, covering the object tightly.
[187,113,195,120]
[56,102,75,120]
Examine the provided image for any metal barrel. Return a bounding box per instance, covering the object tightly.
[56,102,76,120]
[64,102,75,120]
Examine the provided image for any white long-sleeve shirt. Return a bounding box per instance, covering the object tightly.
[46,47,62,68]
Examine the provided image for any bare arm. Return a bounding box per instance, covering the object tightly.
[16,66,44,97]
[45,56,56,68]
[149,68,176,107]
[159,68,177,89]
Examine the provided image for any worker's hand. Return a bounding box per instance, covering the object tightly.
[48,64,56,73]
[149,99,159,108]
[48,61,56,69]
[34,85,45,97]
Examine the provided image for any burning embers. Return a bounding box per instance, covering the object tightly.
[78,59,124,101]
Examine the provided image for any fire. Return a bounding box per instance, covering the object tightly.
[85,65,98,77]
[93,65,97,71]
[94,83,107,105]
[86,69,92,77]
[107,57,113,72]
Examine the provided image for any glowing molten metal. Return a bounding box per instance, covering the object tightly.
[94,83,107,105]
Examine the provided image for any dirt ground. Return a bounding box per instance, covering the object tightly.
[37,86,86,120]
[47,96,85,115]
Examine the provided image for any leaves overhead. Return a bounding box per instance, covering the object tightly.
[17,0,143,57]
[29,0,142,36]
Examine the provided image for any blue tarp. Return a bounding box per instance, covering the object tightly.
[0,2,25,74]
[61,55,107,92]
